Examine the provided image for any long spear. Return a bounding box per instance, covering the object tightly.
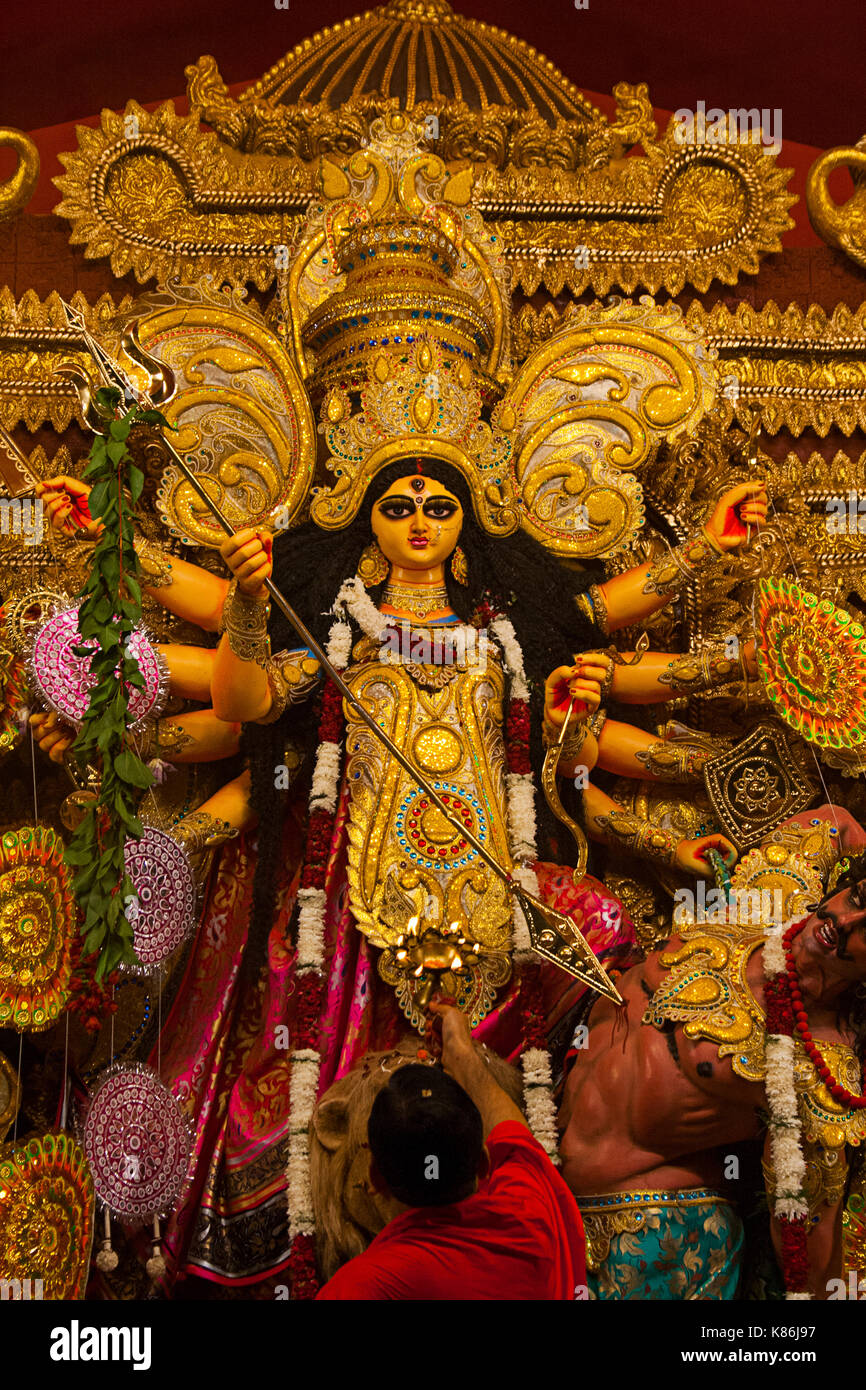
[56,302,622,1004]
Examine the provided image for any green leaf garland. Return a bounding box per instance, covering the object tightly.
[65,388,163,979]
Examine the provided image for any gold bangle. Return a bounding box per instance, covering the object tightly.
[641,528,724,598]
[633,739,712,783]
[220,577,271,667]
[171,810,238,856]
[594,808,678,866]
[656,646,740,694]
[258,649,322,724]
[588,583,610,637]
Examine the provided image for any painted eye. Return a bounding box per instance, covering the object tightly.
[379,501,413,519]
[424,501,458,519]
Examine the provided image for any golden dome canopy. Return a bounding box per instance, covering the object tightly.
[237,0,599,125]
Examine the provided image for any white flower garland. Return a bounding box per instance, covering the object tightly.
[489,614,529,701]
[762,923,812,1299]
[285,610,349,1262]
[521,1048,559,1160]
[286,589,563,1230]
[488,615,561,1156]
[287,1049,321,1241]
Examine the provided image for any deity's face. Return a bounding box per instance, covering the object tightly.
[370,472,464,574]
[797,878,866,996]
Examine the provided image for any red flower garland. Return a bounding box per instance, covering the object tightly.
[505,698,532,775]
[66,936,119,1034]
[782,920,866,1109]
[779,1218,811,1291]
[518,960,547,1051]
[761,918,866,1297]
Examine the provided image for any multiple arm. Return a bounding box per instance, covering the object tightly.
[35,475,229,631]
[585,481,767,634]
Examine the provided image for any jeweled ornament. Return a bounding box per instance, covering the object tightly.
[0,1132,95,1298]
[82,1064,191,1223]
[31,605,168,731]
[122,826,197,972]
[0,824,77,1031]
[757,576,866,749]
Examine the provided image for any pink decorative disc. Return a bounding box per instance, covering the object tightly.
[31,606,167,731]
[82,1065,191,1222]
[124,827,197,971]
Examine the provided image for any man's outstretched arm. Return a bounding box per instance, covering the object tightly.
[432,1002,526,1137]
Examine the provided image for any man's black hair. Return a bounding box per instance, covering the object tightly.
[367,1063,484,1207]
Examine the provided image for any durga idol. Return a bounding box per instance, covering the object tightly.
[202,337,764,1064]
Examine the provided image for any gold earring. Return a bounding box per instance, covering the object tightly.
[450,545,468,586]
[357,539,389,587]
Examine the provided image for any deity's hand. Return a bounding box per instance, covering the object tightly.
[742,637,758,678]
[35,475,103,541]
[29,709,76,763]
[675,833,737,877]
[704,481,768,552]
[543,654,610,729]
[219,527,274,600]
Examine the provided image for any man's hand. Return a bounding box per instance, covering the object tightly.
[35,475,103,541]
[430,1000,475,1076]
[543,653,611,729]
[704,481,768,552]
[675,833,738,877]
[219,527,273,599]
[429,1000,527,1136]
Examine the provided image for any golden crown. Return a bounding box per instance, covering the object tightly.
[310,337,519,534]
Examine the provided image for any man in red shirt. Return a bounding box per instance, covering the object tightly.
[317,1003,586,1300]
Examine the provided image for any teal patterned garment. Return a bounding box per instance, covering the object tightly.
[575,1188,744,1300]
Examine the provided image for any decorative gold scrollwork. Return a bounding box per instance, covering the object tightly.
[501,297,716,556]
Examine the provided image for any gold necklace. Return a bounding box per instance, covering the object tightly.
[382,580,450,620]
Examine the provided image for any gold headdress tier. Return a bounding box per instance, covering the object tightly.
[301,217,497,403]
[288,111,512,399]
[311,337,519,535]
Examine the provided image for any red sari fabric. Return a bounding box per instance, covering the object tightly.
[316,1120,587,1301]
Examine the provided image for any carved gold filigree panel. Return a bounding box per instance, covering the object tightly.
[502,298,716,557]
[53,90,794,299]
[123,280,317,547]
[0,290,131,431]
[514,299,866,438]
[54,102,311,290]
[0,129,40,221]
[685,301,866,437]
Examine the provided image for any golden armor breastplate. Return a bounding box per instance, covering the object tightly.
[342,633,513,1028]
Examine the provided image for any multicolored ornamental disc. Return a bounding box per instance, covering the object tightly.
[0,825,77,1031]
[757,576,866,749]
[123,827,197,972]
[82,1064,191,1223]
[0,1132,95,1298]
[31,605,167,731]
